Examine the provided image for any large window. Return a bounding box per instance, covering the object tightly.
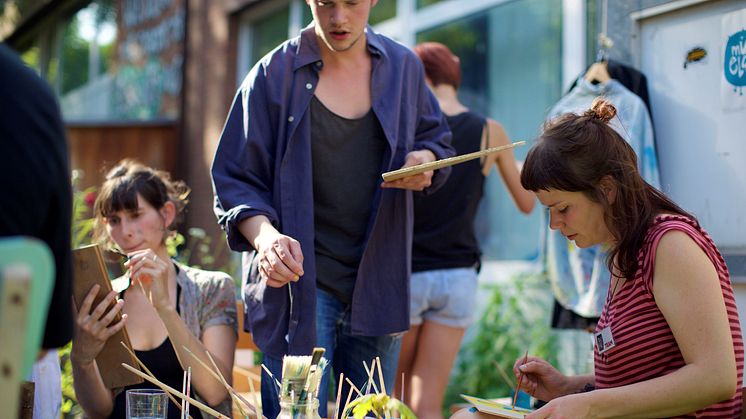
[417,0,445,9]
[251,6,290,64]
[417,0,563,260]
[370,0,397,24]
[241,0,397,76]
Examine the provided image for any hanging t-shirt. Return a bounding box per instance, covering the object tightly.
[544,78,661,318]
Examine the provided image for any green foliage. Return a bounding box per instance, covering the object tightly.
[344,393,416,419]
[173,227,238,275]
[60,18,89,94]
[443,270,557,412]
[60,342,82,418]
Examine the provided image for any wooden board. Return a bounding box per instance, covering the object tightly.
[460,394,533,418]
[72,244,142,389]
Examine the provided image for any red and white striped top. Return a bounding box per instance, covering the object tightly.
[594,214,744,417]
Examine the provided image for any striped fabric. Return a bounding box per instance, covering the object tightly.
[594,215,744,417]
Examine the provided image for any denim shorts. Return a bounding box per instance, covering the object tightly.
[410,267,478,328]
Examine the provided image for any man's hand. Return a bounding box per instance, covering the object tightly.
[254,231,304,288]
[381,149,437,191]
[239,215,305,288]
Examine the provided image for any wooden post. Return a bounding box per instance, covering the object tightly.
[0,265,31,419]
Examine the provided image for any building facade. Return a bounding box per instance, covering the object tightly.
[3,0,745,295]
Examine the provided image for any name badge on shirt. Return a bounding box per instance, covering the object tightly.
[595,326,616,354]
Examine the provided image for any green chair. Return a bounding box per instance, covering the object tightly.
[0,236,54,418]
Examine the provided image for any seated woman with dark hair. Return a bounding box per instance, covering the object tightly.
[453,98,742,418]
[71,160,238,419]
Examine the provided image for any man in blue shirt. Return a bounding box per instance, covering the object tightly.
[211,1,453,416]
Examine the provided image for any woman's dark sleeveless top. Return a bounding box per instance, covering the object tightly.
[110,283,203,419]
[412,111,486,272]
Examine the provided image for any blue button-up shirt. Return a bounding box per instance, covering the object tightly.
[211,25,454,358]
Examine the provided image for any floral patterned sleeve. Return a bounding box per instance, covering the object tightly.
[199,273,238,335]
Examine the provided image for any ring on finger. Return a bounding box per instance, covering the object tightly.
[152,255,158,262]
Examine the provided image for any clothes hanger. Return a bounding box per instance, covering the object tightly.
[584,61,611,85]
[585,0,613,85]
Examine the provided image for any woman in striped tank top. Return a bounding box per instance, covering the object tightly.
[507,98,743,417]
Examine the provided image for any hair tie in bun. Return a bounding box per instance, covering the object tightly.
[584,97,617,123]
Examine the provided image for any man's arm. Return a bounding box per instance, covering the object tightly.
[411,60,455,194]
[211,67,280,252]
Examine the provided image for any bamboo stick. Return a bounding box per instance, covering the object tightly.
[181,370,188,419]
[340,384,355,419]
[381,141,526,182]
[400,373,405,403]
[182,346,258,416]
[362,361,379,394]
[375,357,386,395]
[261,364,282,390]
[344,377,363,397]
[247,368,261,419]
[333,372,344,419]
[185,367,192,419]
[206,350,247,418]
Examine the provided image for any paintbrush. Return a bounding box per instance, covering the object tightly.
[512,350,529,410]
[281,355,312,400]
[299,347,325,402]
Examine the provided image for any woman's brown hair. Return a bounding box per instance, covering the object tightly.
[521,98,694,279]
[413,42,461,89]
[92,159,190,250]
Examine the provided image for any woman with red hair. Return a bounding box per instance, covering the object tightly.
[394,42,535,419]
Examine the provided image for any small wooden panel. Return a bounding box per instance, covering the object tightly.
[236,300,259,352]
[72,244,143,389]
[0,267,30,419]
[19,381,34,419]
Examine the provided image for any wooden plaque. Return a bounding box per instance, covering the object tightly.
[72,244,142,389]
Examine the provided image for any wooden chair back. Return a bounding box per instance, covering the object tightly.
[0,237,54,418]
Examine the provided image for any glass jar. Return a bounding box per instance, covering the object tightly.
[277,396,321,419]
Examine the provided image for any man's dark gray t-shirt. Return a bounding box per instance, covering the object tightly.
[310,95,386,304]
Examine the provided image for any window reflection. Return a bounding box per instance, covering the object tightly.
[417,0,562,260]
[370,0,396,24]
[251,6,290,65]
[417,0,445,9]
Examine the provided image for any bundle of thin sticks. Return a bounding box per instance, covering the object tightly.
[335,356,400,419]
[119,341,264,419]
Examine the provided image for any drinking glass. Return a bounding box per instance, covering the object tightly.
[126,389,168,419]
